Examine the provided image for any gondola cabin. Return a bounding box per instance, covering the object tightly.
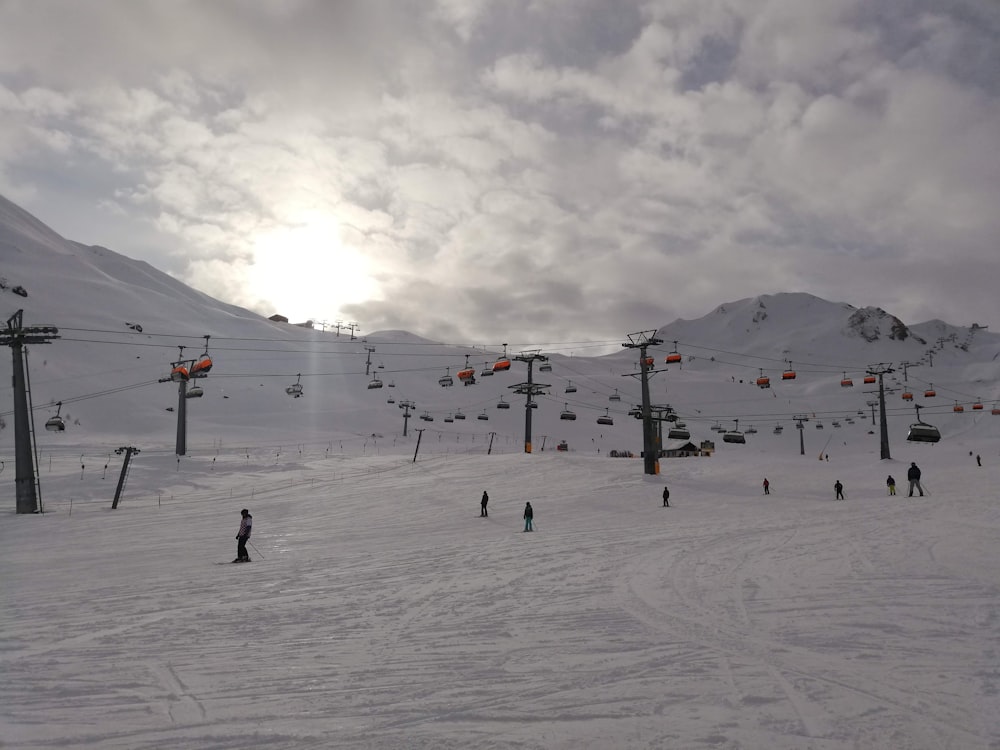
[907,422,941,443]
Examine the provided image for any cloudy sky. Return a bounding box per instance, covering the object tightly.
[1,0,998,346]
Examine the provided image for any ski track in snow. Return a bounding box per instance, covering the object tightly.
[2,448,1000,749]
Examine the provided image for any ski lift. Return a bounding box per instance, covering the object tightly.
[953,402,964,413]
[377,362,385,370]
[45,401,66,432]
[667,426,690,440]
[745,425,757,434]
[559,403,577,421]
[387,396,395,404]
[628,406,642,419]
[477,410,489,421]
[185,384,204,398]
[816,422,824,429]
[642,356,654,368]
[832,421,841,428]
[972,399,983,410]
[170,362,190,382]
[596,409,614,426]
[496,397,510,409]
[665,341,682,364]
[991,404,1000,416]
[527,401,538,408]
[420,412,434,421]
[609,389,621,402]
[756,370,771,389]
[539,361,552,372]
[492,344,511,372]
[368,376,383,389]
[444,416,454,423]
[438,367,454,387]
[722,430,746,444]
[907,405,940,443]
[840,373,853,387]
[773,424,783,434]
[286,373,304,398]
[457,355,476,383]
[863,375,876,384]
[902,389,913,401]
[454,410,466,420]
[190,335,213,378]
[565,381,577,394]
[480,361,495,377]
[924,385,936,398]
[781,360,796,380]
[711,422,723,432]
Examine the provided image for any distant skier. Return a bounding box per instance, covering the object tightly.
[662,486,670,507]
[976,454,982,467]
[834,480,845,500]
[762,478,770,495]
[523,502,534,532]
[234,508,252,562]
[480,490,489,517]
[907,462,924,497]
[887,475,896,496]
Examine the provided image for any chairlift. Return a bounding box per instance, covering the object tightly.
[711,422,723,432]
[756,370,771,389]
[457,355,476,383]
[902,389,913,401]
[387,396,395,404]
[367,377,383,390]
[991,404,1000,416]
[286,373,304,398]
[745,425,757,434]
[906,405,940,443]
[840,373,853,387]
[609,389,621,402]
[565,381,577,393]
[863,375,876,384]
[665,341,682,364]
[953,402,964,413]
[781,360,796,380]
[816,422,824,429]
[444,416,454,423]
[773,424,783,434]
[722,430,746,444]
[972,399,983,410]
[420,412,434,421]
[642,356,654,369]
[832,421,841,428]
[597,409,614,426]
[497,397,510,410]
[454,410,466,420]
[560,403,577,421]
[190,335,213,378]
[924,385,936,398]
[492,344,512,372]
[438,367,454,387]
[170,362,190,382]
[45,401,66,432]
[185,384,204,398]
[477,410,489,421]
[480,361,495,377]
[667,427,690,440]
[387,380,395,388]
[527,401,538,408]
[539,361,552,372]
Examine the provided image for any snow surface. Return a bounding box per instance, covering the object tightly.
[2,194,1000,748]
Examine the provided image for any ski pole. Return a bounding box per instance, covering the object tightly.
[248,540,265,559]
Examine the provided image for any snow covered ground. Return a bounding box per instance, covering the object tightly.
[3,435,999,749]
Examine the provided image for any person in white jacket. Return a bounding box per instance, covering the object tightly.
[234,509,253,562]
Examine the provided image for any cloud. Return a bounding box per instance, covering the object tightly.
[0,0,998,343]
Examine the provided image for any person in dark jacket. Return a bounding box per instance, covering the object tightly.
[834,480,844,500]
[762,478,770,495]
[662,486,670,507]
[907,462,924,497]
[234,508,252,562]
[523,502,534,532]
[886,475,896,496]
[480,490,489,517]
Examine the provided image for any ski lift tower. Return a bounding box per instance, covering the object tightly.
[511,350,550,454]
[865,363,895,460]
[1,310,60,513]
[623,330,663,475]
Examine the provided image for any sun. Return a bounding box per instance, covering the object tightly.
[246,213,379,324]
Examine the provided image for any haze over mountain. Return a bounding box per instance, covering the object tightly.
[1,192,997,455]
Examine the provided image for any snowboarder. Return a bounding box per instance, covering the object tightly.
[762,478,770,495]
[662,486,670,507]
[523,502,534,532]
[907,462,924,497]
[976,454,982,467]
[887,475,896,496]
[234,508,252,562]
[834,480,845,500]
[480,490,489,517]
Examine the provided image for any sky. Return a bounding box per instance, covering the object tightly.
[1,0,999,347]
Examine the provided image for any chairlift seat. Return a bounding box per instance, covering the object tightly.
[907,423,941,443]
[45,416,66,432]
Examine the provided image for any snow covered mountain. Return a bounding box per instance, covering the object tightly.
[1,192,997,455]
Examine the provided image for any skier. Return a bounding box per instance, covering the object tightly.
[907,462,924,497]
[887,475,896,496]
[834,480,845,500]
[762,478,770,495]
[662,486,670,507]
[523,502,534,532]
[480,490,489,517]
[976,454,982,467]
[234,508,252,562]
